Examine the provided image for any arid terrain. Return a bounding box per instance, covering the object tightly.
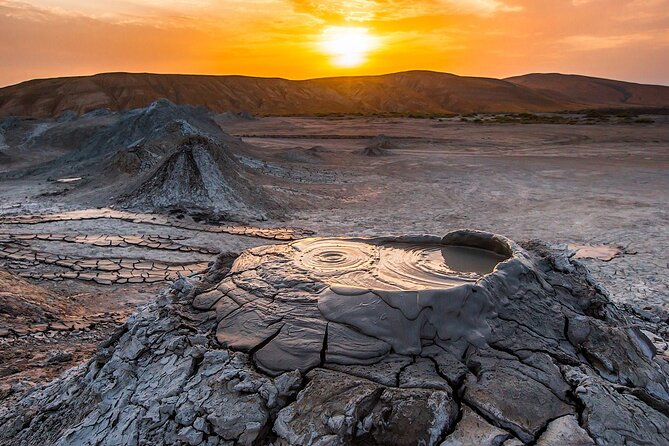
[223,115,669,313]
[3,71,669,118]
[1,104,667,381]
[0,94,667,444]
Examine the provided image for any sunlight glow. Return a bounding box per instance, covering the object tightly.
[319,26,379,68]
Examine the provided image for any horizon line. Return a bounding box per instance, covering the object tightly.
[3,69,669,90]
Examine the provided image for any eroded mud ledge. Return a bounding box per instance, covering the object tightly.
[1,230,668,446]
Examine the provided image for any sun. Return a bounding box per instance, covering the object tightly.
[319,26,379,68]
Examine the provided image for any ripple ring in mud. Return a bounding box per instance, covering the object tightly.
[374,245,476,289]
[293,239,378,275]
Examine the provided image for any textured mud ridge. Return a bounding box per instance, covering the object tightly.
[1,230,668,446]
[0,208,312,240]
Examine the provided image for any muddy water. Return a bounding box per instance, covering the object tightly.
[293,238,509,291]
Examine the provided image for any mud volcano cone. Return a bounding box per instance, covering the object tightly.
[358,135,399,156]
[2,230,668,446]
[120,135,278,218]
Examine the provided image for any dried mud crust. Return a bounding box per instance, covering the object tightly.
[0,208,313,240]
[0,209,313,286]
[1,230,668,445]
[0,241,211,284]
[0,209,313,397]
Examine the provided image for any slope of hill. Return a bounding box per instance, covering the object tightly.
[0,71,667,118]
[506,73,669,109]
[0,71,576,118]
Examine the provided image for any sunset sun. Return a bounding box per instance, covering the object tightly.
[319,26,379,68]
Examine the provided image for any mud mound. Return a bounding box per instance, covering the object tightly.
[26,114,115,153]
[66,99,224,166]
[278,146,324,164]
[0,100,256,189]
[2,230,667,445]
[119,135,280,219]
[358,135,399,156]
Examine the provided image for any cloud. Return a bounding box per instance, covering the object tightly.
[437,0,522,15]
[1,0,290,28]
[288,0,521,22]
[559,33,653,50]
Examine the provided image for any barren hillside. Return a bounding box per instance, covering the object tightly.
[506,73,669,108]
[0,70,625,118]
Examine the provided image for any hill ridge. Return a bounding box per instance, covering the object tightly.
[2,70,669,118]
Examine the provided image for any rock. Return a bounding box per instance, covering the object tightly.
[274,369,383,445]
[0,283,300,446]
[46,351,73,364]
[535,415,594,446]
[440,405,512,446]
[398,358,451,391]
[326,354,413,386]
[177,426,204,445]
[566,316,669,402]
[56,110,78,123]
[641,329,669,355]
[564,367,669,445]
[274,369,458,446]
[359,387,458,446]
[462,363,573,442]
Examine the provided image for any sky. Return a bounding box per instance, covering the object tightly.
[1,0,668,87]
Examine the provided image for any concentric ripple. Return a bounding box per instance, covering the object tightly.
[293,239,379,275]
[376,244,479,289]
[292,238,509,291]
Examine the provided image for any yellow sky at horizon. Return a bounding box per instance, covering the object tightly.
[1,0,668,87]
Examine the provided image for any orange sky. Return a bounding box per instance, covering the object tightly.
[1,0,668,87]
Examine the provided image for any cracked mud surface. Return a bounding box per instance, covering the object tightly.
[1,231,667,445]
[0,209,311,396]
[0,209,309,286]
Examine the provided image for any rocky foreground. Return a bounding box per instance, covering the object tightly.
[1,230,668,445]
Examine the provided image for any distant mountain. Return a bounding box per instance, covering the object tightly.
[0,70,667,118]
[505,73,669,109]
